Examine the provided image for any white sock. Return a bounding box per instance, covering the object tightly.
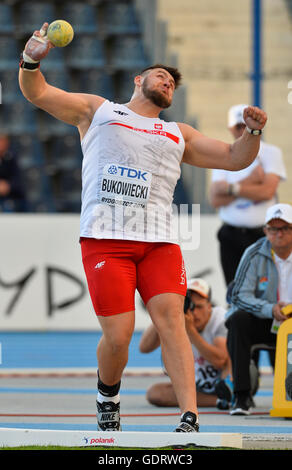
[97,391,120,404]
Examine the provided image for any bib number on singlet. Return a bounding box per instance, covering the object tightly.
[100,163,152,208]
[196,364,220,393]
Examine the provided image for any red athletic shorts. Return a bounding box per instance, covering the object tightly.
[80,238,187,316]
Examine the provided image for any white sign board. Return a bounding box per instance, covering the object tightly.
[0,214,226,331]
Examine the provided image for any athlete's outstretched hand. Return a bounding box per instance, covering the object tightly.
[243,106,267,131]
[24,22,55,62]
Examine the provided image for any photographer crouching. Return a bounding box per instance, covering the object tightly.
[139,278,233,409]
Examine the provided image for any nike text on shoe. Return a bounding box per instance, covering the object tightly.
[96,400,121,431]
[174,411,199,432]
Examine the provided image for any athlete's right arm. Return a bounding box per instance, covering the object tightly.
[19,23,105,138]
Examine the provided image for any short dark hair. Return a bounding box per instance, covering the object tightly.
[140,64,182,89]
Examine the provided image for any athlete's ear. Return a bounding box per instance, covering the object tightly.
[134,74,143,88]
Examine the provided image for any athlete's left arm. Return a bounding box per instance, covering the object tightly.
[179,106,267,171]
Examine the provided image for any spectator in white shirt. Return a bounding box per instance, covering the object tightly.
[209,104,286,287]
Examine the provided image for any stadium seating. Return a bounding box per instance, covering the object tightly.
[0,102,37,135]
[14,135,46,171]
[109,36,148,70]
[41,69,70,92]
[37,110,75,139]
[13,136,55,212]
[0,4,14,34]
[61,3,98,34]
[115,70,136,102]
[55,188,81,212]
[16,2,56,36]
[66,36,106,69]
[40,47,65,72]
[0,70,23,103]
[0,37,19,71]
[75,70,115,100]
[0,0,152,212]
[49,134,83,172]
[22,166,56,212]
[102,2,141,35]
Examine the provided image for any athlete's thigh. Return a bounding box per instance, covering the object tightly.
[137,242,187,307]
[81,238,137,316]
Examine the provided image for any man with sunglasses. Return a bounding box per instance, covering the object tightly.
[226,203,292,415]
[140,278,232,409]
[209,104,286,287]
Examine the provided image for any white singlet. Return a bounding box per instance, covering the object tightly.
[80,100,185,243]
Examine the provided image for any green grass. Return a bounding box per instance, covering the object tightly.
[0,445,238,450]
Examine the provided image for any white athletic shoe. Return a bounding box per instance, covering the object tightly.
[174,411,199,432]
[96,400,121,431]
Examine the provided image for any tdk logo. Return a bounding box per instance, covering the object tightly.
[107,165,148,181]
[108,165,118,175]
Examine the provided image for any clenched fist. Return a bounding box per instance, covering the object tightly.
[243,106,267,131]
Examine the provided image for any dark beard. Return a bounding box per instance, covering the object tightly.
[142,81,171,109]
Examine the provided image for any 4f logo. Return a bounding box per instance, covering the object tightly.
[154,123,163,130]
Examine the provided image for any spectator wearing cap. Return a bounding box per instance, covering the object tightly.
[139,278,233,409]
[226,203,292,415]
[209,104,286,287]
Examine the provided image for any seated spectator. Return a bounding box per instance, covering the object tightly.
[140,278,233,409]
[0,134,27,212]
[226,203,292,415]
